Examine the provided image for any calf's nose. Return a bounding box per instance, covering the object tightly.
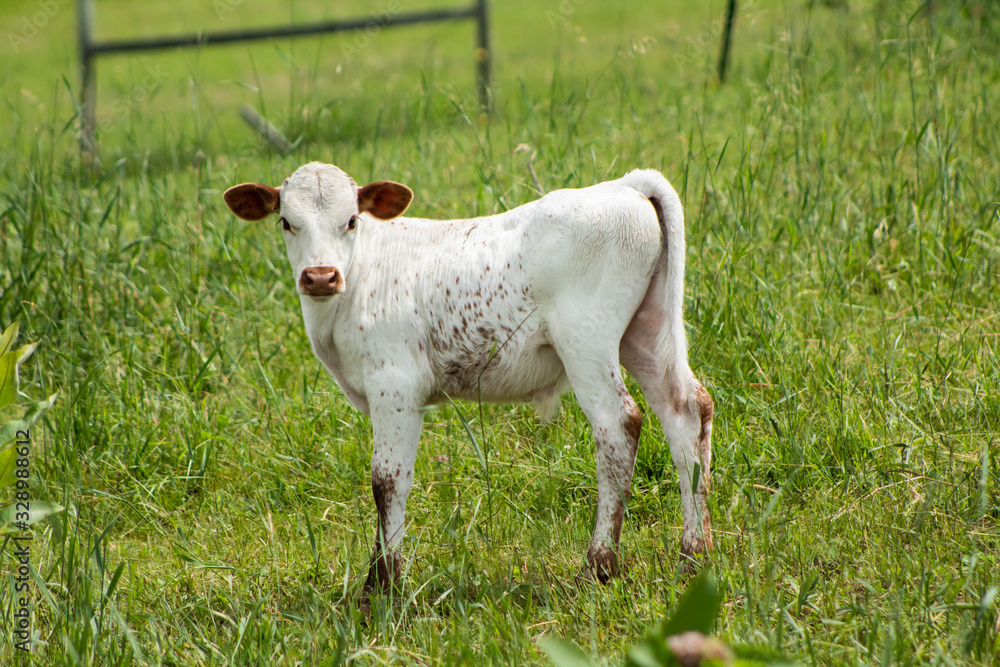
[299,266,343,297]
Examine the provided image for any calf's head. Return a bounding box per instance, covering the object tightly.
[223,162,412,300]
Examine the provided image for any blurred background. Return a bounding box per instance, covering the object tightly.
[6,0,800,181]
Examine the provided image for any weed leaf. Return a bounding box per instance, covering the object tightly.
[0,393,59,452]
[538,637,597,667]
[0,447,15,490]
[0,322,17,357]
[0,341,39,411]
[0,500,65,533]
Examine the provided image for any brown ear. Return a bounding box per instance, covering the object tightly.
[224,183,280,220]
[357,181,413,219]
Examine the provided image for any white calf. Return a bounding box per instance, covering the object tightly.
[224,162,713,592]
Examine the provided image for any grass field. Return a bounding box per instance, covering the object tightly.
[1,0,999,664]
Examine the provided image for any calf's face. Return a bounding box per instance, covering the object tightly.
[224,163,412,300]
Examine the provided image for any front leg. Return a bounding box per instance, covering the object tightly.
[362,394,424,595]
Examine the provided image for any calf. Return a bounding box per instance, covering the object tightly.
[224,162,713,592]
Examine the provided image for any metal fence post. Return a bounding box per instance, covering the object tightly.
[78,0,97,158]
[717,0,738,82]
[475,0,491,110]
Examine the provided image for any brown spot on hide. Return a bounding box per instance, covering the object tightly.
[371,467,397,540]
[691,383,715,556]
[442,360,464,381]
[365,466,404,592]
[621,400,643,445]
[702,509,714,552]
[694,381,714,499]
[695,383,714,445]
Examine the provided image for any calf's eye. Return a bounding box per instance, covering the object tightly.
[348,215,358,230]
[280,217,291,231]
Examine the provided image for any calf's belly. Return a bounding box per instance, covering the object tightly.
[433,337,566,404]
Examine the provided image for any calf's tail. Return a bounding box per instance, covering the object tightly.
[620,169,689,384]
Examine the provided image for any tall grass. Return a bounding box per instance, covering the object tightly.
[1,0,998,664]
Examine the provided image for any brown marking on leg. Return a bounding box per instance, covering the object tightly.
[366,466,401,592]
[695,382,714,553]
[701,506,714,552]
[680,533,708,560]
[621,398,644,446]
[583,392,641,584]
[371,466,396,537]
[695,383,714,457]
[596,418,636,539]
[680,381,714,561]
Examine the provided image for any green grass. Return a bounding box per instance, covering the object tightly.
[1,0,999,664]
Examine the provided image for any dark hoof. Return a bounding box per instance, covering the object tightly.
[583,543,619,584]
[576,567,615,586]
[363,548,403,596]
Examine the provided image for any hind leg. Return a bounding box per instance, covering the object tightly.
[570,358,643,581]
[547,331,643,581]
[660,379,713,559]
[621,308,713,559]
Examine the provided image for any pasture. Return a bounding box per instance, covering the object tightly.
[1,0,998,664]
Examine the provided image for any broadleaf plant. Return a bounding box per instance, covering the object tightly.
[542,569,799,667]
[0,322,62,527]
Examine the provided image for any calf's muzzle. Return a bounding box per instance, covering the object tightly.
[299,266,343,297]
